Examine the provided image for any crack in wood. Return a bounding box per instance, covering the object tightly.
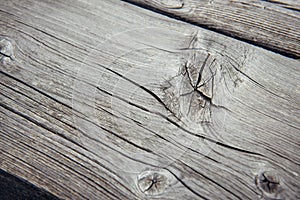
[137,169,176,196]
[179,49,223,124]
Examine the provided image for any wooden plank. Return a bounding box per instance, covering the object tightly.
[122,0,300,58]
[0,0,299,199]
[262,0,300,11]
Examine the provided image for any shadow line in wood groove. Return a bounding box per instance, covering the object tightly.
[121,0,300,58]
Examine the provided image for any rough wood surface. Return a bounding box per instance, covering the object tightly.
[262,0,300,10]
[0,0,299,199]
[123,0,300,58]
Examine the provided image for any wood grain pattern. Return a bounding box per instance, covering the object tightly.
[123,0,300,58]
[262,0,300,11]
[0,0,299,199]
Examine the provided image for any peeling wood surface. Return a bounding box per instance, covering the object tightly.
[123,0,300,58]
[0,0,300,199]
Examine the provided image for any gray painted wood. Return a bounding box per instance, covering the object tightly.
[0,0,299,199]
[123,0,300,58]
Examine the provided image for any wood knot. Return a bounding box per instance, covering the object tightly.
[137,169,174,196]
[161,31,250,133]
[0,37,15,64]
[179,49,224,124]
[255,170,283,199]
[154,0,184,9]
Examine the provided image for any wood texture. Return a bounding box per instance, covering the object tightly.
[262,0,300,11]
[123,0,300,58]
[0,0,299,199]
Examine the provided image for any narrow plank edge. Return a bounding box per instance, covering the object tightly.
[122,0,300,58]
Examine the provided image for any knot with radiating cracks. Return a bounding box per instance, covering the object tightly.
[103,29,230,172]
[137,169,177,196]
[72,28,233,174]
[0,37,15,64]
[255,170,284,199]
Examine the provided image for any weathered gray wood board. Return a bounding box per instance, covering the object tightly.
[0,0,299,199]
[123,0,300,58]
[263,0,300,10]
